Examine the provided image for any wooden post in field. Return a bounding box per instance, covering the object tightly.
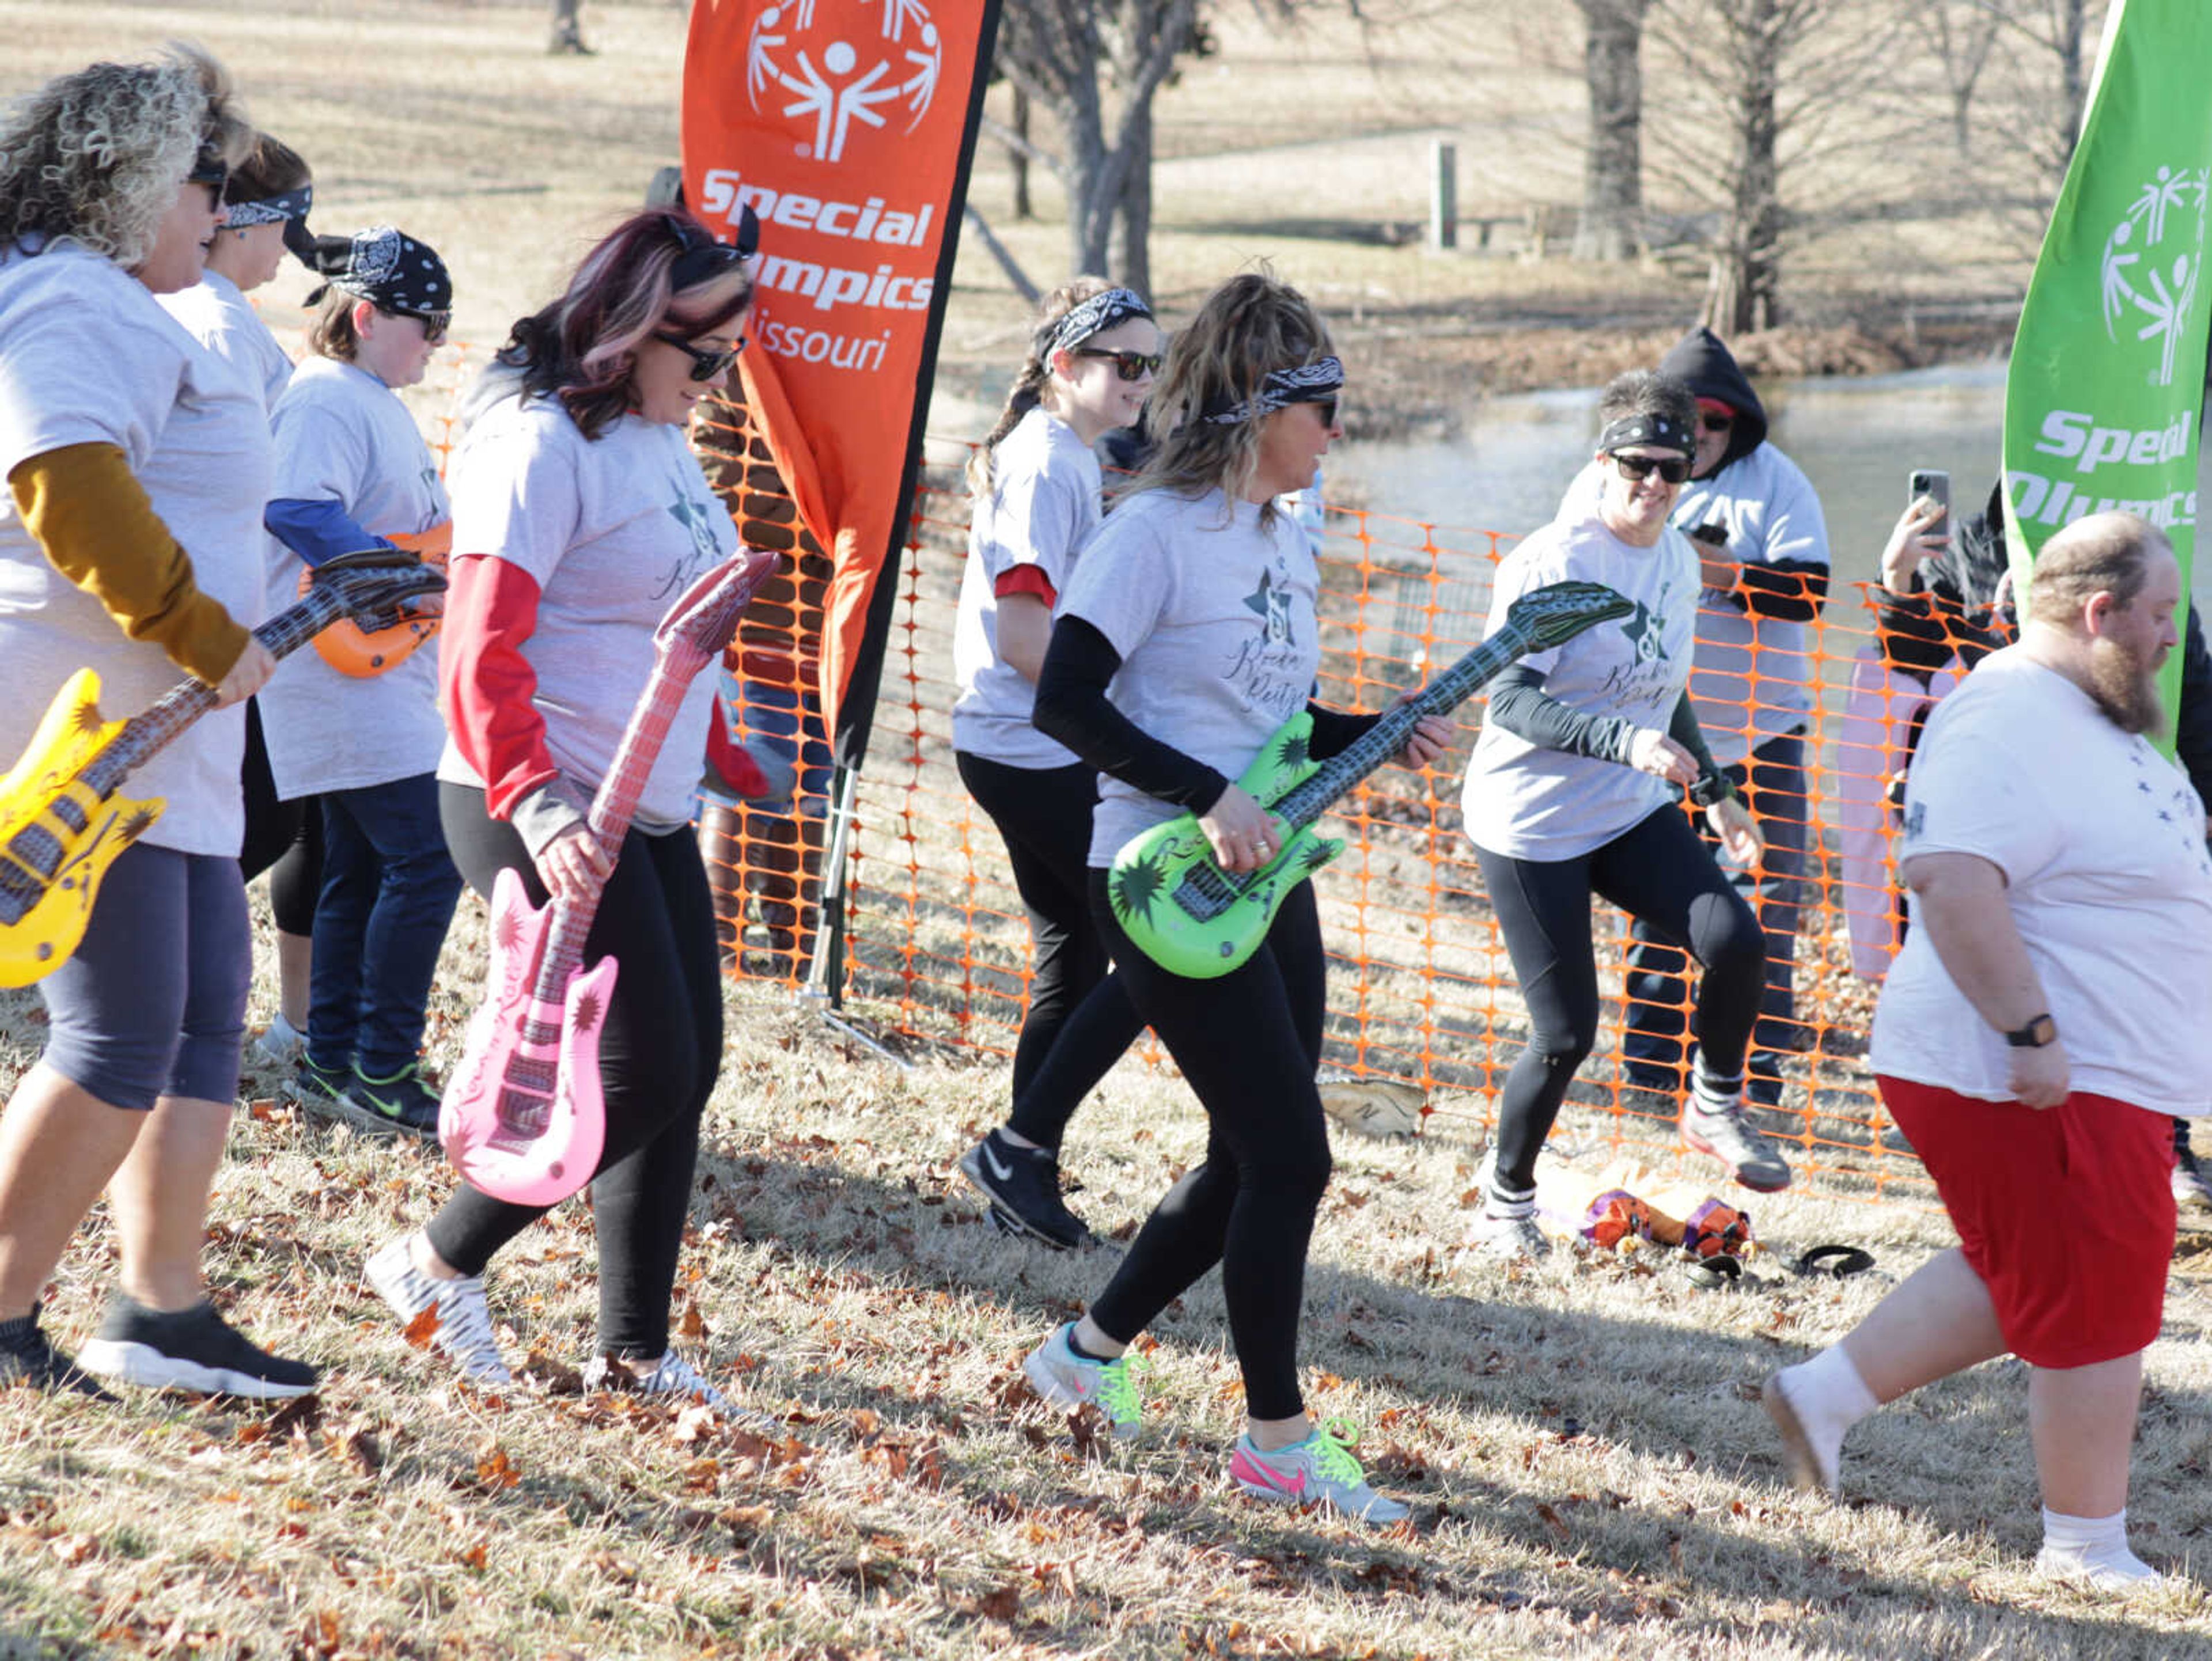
[1429,141,1457,252]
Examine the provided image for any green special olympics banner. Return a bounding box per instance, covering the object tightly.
[2003,0,2212,717]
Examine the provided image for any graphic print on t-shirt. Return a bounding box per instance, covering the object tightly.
[1597,576,1681,710]
[657,476,725,599]
[1222,555,1309,722]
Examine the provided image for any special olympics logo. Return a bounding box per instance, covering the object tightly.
[747,0,943,165]
[2099,165,2208,388]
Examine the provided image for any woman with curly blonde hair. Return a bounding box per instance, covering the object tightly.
[953,276,1161,1249]
[0,45,315,1398]
[1012,271,1448,1522]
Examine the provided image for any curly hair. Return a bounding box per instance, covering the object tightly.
[0,42,251,269]
[964,274,1118,499]
[494,207,754,441]
[1121,269,1332,529]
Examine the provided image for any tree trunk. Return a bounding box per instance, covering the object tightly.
[2051,0,2089,183]
[1704,0,1783,333]
[1010,86,1033,221]
[1110,108,1153,295]
[1574,0,1647,261]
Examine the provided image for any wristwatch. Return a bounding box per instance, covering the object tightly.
[2004,1013,2058,1048]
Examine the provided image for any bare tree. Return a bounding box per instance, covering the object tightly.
[1975,0,2097,187]
[990,0,1201,290]
[1573,0,1652,260]
[1644,0,1908,333]
[1914,1,2002,156]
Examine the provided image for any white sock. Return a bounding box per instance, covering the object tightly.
[1690,1065,1745,1115]
[1478,1151,1535,1218]
[1774,1344,1877,1486]
[2038,1507,2160,1587]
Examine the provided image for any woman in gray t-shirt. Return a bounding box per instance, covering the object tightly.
[1010,273,1450,1527]
[1457,371,1785,1253]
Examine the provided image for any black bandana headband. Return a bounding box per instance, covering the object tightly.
[1598,411,1695,455]
[224,185,313,229]
[1046,287,1152,356]
[300,224,453,318]
[1201,356,1344,426]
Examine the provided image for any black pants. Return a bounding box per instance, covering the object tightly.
[1475,805,1764,1195]
[239,698,323,935]
[1085,872,1329,1423]
[426,784,723,1357]
[956,752,1143,1148]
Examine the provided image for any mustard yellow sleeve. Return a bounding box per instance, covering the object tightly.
[6,442,251,686]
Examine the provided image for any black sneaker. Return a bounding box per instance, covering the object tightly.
[285,1052,354,1111]
[77,1296,318,1399]
[959,1129,1090,1249]
[0,1303,117,1400]
[347,1061,442,1141]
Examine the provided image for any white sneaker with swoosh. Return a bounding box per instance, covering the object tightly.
[1230,1420,1408,1524]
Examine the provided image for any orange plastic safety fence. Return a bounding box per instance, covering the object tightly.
[412,346,1933,1207]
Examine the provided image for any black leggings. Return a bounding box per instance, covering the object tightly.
[239,698,323,935]
[1475,805,1764,1194]
[1085,872,1329,1423]
[426,784,724,1357]
[956,752,1143,1147]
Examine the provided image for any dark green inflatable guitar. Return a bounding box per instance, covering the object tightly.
[1109,579,1634,978]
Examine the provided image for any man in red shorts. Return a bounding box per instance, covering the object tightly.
[1760,511,2211,1591]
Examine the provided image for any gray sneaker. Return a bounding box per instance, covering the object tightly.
[1465,1208,1551,1258]
[1683,1102,1793,1192]
[365,1235,512,1385]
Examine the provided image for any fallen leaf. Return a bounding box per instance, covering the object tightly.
[474,1443,520,1490]
[403,1304,440,1349]
[1535,1502,1571,1542]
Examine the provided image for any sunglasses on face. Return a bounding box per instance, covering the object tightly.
[1070,346,1163,382]
[1610,451,1691,485]
[1700,412,1734,433]
[1308,395,1340,430]
[654,329,747,382]
[382,307,450,346]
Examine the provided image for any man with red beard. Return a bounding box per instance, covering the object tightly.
[1762,511,2211,1592]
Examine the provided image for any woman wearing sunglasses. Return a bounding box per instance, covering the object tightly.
[1458,370,1783,1257]
[0,47,317,1397]
[366,209,752,1410]
[256,226,464,1137]
[1013,272,1448,1524]
[952,278,1164,1250]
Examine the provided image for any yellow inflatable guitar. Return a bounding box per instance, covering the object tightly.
[0,550,447,987]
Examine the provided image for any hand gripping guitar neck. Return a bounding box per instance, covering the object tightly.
[0,549,448,987]
[1108,579,1634,979]
[439,547,780,1208]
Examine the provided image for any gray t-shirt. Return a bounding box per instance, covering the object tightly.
[1059,487,1320,867]
[436,384,738,831]
[159,270,292,415]
[257,356,450,798]
[0,238,269,857]
[1460,512,1697,861]
[952,407,1099,768]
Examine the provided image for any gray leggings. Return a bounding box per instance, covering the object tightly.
[40,841,249,1112]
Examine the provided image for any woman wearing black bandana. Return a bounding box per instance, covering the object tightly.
[1012,272,1450,1525]
[1457,371,1785,1256]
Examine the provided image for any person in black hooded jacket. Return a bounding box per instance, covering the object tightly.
[1565,328,1830,1110]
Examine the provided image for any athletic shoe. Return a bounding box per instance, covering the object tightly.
[250,1010,305,1067]
[1761,1370,1836,1495]
[960,1129,1090,1250]
[77,1296,317,1399]
[1465,1208,1550,1259]
[1683,1101,1793,1193]
[2032,1544,2165,1592]
[584,1351,731,1413]
[365,1235,512,1385]
[1229,1421,1410,1525]
[0,1303,117,1400]
[285,1052,353,1109]
[347,1061,442,1141]
[1021,1322,1145,1439]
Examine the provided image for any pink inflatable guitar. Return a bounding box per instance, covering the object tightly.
[439,547,781,1205]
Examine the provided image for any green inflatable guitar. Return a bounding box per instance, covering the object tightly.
[1109,579,1634,978]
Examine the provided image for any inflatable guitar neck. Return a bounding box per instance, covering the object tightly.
[1109,579,1634,979]
[440,547,780,1208]
[0,549,448,987]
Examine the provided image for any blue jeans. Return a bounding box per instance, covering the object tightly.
[308,772,463,1076]
[1622,729,1811,1090]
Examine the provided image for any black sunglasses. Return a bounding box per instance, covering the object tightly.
[1610,452,1692,485]
[382,306,451,346]
[1700,412,1735,433]
[1305,394,1340,430]
[1070,346,1162,382]
[654,329,747,382]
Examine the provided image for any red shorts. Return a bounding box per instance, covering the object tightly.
[1878,1075,2177,1369]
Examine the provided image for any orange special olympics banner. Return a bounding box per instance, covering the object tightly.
[680,0,1003,766]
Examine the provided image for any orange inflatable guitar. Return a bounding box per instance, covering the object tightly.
[296,524,450,676]
[0,551,447,986]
